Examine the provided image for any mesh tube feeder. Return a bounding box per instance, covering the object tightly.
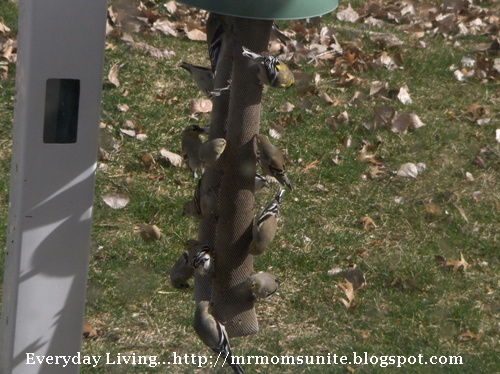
[179,0,339,338]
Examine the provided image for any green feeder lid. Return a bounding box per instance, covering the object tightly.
[176,0,339,20]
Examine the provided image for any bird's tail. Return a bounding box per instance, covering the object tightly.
[275,186,285,203]
[180,61,192,72]
[242,46,262,62]
[229,358,245,374]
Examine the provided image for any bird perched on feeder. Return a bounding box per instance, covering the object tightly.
[183,179,203,219]
[242,46,294,89]
[183,178,217,219]
[181,124,205,178]
[199,138,227,166]
[180,62,214,97]
[238,272,280,300]
[207,13,225,76]
[255,134,293,191]
[170,251,194,289]
[250,187,285,255]
[187,240,213,276]
[194,301,245,374]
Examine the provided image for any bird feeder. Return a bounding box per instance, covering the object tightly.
[0,0,107,373]
[178,1,339,338]
[178,0,339,20]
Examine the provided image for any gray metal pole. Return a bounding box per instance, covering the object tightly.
[0,1,107,373]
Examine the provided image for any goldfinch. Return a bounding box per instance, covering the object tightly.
[187,240,213,276]
[180,62,214,97]
[199,138,227,166]
[181,124,205,178]
[249,187,284,255]
[170,251,194,289]
[248,272,280,300]
[256,134,293,191]
[242,46,294,89]
[194,301,245,374]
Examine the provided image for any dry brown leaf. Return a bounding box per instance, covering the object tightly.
[293,72,315,95]
[374,51,399,70]
[139,224,162,242]
[136,133,148,142]
[303,159,319,171]
[117,103,129,112]
[425,203,442,217]
[83,320,98,339]
[141,153,155,170]
[356,143,381,165]
[369,81,389,96]
[189,99,212,115]
[397,85,412,104]
[129,41,175,59]
[373,105,395,128]
[473,155,486,169]
[391,113,426,133]
[152,18,178,37]
[278,102,295,113]
[445,252,469,272]
[1,38,14,62]
[368,165,389,179]
[359,215,377,230]
[319,92,334,104]
[327,265,343,277]
[159,148,183,167]
[459,329,480,342]
[465,104,486,119]
[337,111,349,125]
[164,1,177,13]
[397,162,419,178]
[185,28,206,41]
[337,4,359,23]
[0,65,8,81]
[102,193,129,209]
[269,122,285,139]
[345,268,365,290]
[301,98,313,110]
[120,128,136,137]
[338,280,356,309]
[435,255,447,268]
[108,63,121,87]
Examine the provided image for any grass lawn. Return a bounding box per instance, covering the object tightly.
[0,0,498,372]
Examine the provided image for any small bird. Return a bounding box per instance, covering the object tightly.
[181,125,206,178]
[254,173,270,193]
[207,13,225,75]
[187,240,213,276]
[180,62,214,97]
[250,187,284,255]
[194,301,245,374]
[256,134,293,191]
[242,46,294,89]
[248,272,280,300]
[199,138,227,166]
[183,179,218,219]
[183,199,202,219]
[170,251,194,289]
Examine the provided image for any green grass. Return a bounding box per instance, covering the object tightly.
[1,1,499,373]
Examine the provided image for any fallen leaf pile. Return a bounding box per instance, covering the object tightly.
[0,19,14,80]
[435,252,470,272]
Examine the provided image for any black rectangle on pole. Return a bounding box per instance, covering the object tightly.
[43,78,80,144]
